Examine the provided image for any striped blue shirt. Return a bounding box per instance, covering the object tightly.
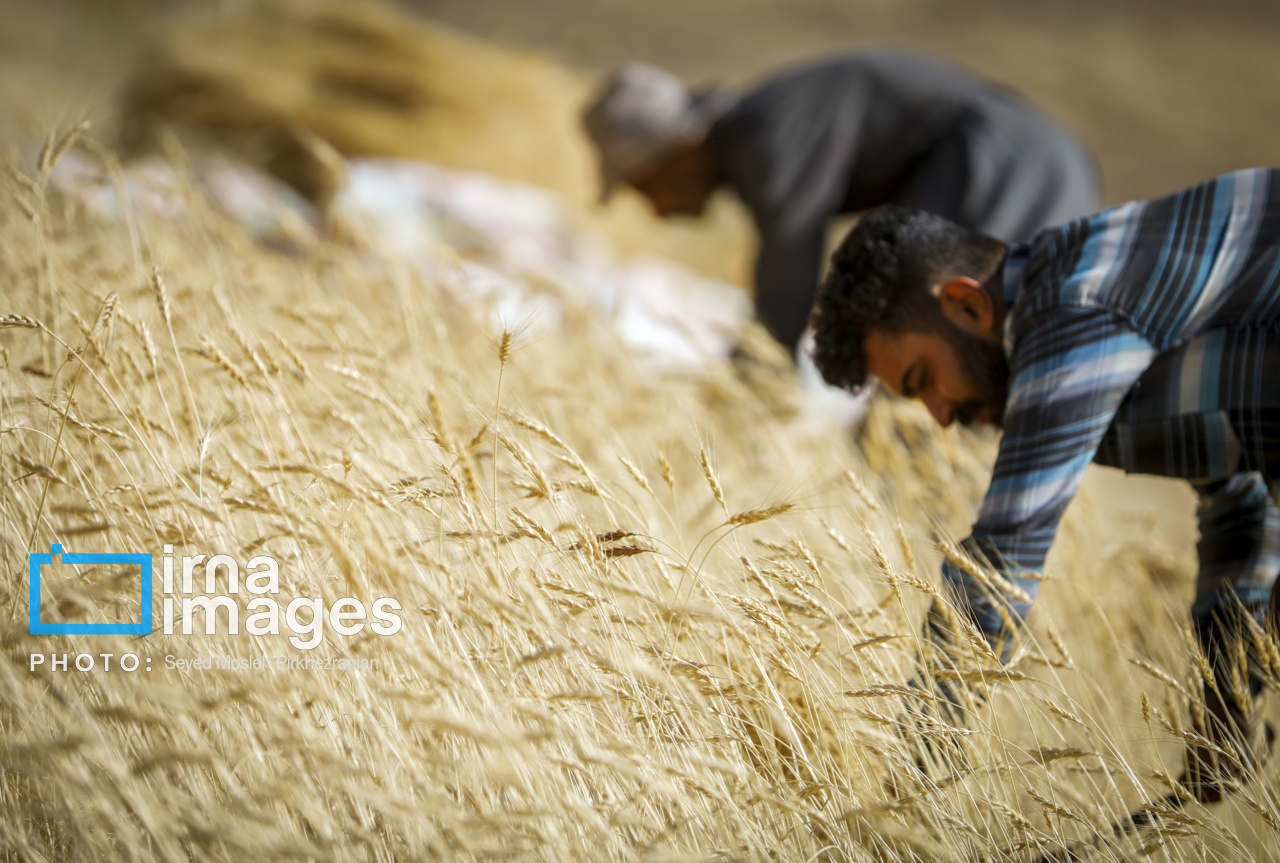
[949,168,1280,638]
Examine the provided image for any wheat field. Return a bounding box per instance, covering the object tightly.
[1,4,1278,862]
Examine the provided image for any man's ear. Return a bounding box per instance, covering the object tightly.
[936,277,996,337]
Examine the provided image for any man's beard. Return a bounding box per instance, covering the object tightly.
[948,324,1010,428]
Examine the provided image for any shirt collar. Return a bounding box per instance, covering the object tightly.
[1001,243,1030,356]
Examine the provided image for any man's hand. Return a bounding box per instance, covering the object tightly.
[1181,600,1279,802]
[911,601,978,719]
[1182,679,1275,803]
[894,600,997,777]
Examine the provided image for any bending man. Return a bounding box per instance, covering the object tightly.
[584,50,1099,353]
[811,169,1280,801]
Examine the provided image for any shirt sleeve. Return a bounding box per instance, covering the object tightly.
[943,306,1157,643]
[753,221,828,352]
[1192,471,1280,619]
[718,73,870,353]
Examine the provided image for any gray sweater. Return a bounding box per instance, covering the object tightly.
[711,49,1098,350]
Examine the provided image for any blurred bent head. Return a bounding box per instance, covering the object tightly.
[582,62,731,217]
[811,208,1011,428]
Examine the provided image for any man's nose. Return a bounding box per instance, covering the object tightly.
[923,396,954,428]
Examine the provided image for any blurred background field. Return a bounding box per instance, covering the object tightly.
[0,0,1277,860]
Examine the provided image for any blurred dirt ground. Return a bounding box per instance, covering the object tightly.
[410,0,1280,206]
[6,0,1280,207]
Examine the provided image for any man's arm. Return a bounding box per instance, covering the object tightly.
[719,70,873,354]
[753,222,827,353]
[944,307,1157,646]
[1193,471,1280,621]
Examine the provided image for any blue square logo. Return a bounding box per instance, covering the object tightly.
[29,544,153,635]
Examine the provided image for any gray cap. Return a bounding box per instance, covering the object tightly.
[582,63,731,202]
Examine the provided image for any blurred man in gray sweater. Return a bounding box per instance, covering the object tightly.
[584,50,1098,353]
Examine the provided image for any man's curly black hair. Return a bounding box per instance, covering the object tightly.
[810,206,1006,392]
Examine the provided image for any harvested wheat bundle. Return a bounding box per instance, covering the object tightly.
[122,0,590,198]
[119,0,754,285]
